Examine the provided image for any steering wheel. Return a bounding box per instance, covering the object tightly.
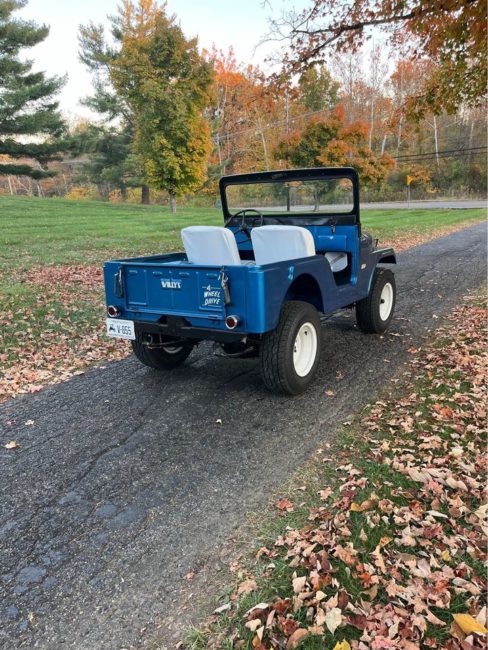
[230,208,264,242]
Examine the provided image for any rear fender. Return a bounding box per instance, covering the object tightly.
[283,274,324,312]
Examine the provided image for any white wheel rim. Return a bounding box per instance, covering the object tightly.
[379,282,394,321]
[162,345,183,354]
[293,322,318,377]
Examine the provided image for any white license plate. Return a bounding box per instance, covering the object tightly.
[106,318,135,340]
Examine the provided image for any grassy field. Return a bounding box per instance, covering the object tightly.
[0,194,485,269]
[0,194,485,402]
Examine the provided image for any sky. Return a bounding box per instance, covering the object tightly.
[18,0,308,121]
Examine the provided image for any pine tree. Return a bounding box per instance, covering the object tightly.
[0,0,65,179]
[68,122,136,199]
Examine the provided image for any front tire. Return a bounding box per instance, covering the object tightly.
[260,301,322,396]
[131,336,194,370]
[356,268,396,333]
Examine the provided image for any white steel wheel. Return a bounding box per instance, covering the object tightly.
[293,322,318,377]
[260,301,322,395]
[356,268,396,334]
[379,282,394,321]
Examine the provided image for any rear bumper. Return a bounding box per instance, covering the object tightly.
[134,317,246,343]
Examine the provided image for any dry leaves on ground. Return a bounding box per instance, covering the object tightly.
[0,265,128,402]
[206,295,487,649]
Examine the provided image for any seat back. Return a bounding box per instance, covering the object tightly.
[181,226,242,266]
[251,225,316,265]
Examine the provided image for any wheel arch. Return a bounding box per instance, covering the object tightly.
[378,253,396,264]
[283,274,324,312]
[376,249,397,265]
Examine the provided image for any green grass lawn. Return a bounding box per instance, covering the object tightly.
[0,194,485,269]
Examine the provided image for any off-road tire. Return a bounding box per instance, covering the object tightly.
[260,301,322,396]
[131,336,194,370]
[356,268,396,334]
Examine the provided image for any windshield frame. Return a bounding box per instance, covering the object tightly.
[219,167,360,227]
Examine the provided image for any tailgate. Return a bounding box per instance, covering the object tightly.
[123,263,226,317]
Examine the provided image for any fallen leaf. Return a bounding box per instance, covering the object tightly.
[275,498,294,512]
[325,607,342,634]
[245,603,270,617]
[452,613,488,634]
[286,628,309,649]
[245,619,261,632]
[214,602,231,614]
[426,609,445,626]
[4,441,20,449]
[255,625,264,641]
[292,576,307,594]
[333,642,351,650]
[319,487,333,501]
[238,578,257,595]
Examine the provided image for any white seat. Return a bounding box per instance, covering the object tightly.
[181,226,242,266]
[325,251,348,273]
[251,225,316,265]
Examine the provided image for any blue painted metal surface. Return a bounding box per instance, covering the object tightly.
[103,223,394,335]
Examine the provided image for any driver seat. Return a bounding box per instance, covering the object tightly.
[181,226,243,266]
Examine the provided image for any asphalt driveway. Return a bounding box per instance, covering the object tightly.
[0,222,486,649]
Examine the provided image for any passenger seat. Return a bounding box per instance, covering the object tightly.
[251,225,316,265]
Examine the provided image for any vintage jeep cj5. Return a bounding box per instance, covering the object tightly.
[104,167,396,395]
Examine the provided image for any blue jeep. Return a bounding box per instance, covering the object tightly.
[104,167,396,395]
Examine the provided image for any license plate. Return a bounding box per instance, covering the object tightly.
[106,318,135,340]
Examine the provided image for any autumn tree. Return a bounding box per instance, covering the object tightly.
[113,0,213,212]
[0,0,65,179]
[276,109,394,186]
[80,1,213,211]
[206,48,288,181]
[270,0,487,117]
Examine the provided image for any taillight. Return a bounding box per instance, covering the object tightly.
[225,315,239,330]
[107,305,120,317]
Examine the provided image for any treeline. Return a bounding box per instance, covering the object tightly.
[0,1,486,208]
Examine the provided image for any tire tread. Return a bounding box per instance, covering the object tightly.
[356,268,395,333]
[131,338,193,369]
[260,301,321,395]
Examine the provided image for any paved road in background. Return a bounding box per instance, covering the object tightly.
[0,223,486,649]
[361,199,486,210]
